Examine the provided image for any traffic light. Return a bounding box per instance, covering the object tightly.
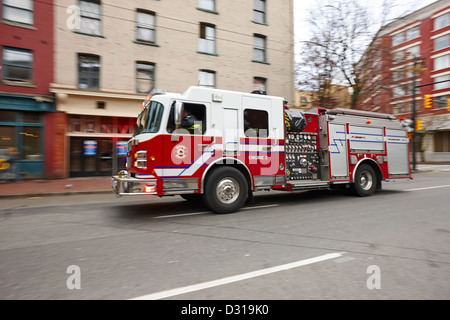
[416,120,424,131]
[424,94,432,109]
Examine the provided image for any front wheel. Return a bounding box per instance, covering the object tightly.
[351,164,377,197]
[203,167,248,214]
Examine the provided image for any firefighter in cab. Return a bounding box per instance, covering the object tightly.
[180,108,202,134]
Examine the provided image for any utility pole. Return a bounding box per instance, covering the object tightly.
[411,57,425,171]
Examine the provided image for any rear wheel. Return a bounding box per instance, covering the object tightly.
[203,167,248,214]
[351,164,377,197]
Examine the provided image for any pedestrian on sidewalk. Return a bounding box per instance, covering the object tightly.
[1,147,22,183]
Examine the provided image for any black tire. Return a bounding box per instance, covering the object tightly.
[180,194,202,202]
[351,164,377,197]
[203,167,248,214]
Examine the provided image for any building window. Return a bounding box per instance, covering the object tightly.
[198,0,215,12]
[434,75,450,91]
[434,95,450,109]
[244,109,268,138]
[435,34,450,51]
[435,13,450,31]
[136,10,156,43]
[2,47,33,83]
[300,96,309,106]
[78,54,100,90]
[434,54,450,71]
[2,0,33,25]
[253,0,266,24]
[406,26,420,41]
[136,62,155,94]
[253,77,266,92]
[199,70,215,88]
[392,33,403,46]
[79,0,102,36]
[406,45,420,58]
[199,23,216,54]
[253,34,267,62]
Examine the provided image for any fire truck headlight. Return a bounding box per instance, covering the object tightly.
[134,150,147,169]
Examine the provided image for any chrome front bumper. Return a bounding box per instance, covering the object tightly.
[111,176,157,196]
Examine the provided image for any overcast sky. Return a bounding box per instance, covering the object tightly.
[294,0,439,43]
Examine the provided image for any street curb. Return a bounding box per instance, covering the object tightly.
[0,190,112,199]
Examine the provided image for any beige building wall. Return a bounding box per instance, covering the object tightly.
[53,0,294,106]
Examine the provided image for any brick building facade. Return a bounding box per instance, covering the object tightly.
[359,0,450,162]
[0,0,55,179]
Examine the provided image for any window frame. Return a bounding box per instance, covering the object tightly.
[2,0,34,25]
[198,69,216,88]
[435,13,450,31]
[78,0,102,36]
[434,54,450,71]
[136,9,156,44]
[2,47,34,83]
[198,23,216,55]
[435,34,450,51]
[135,61,156,94]
[253,0,266,24]
[78,54,100,90]
[253,34,267,63]
[253,77,267,92]
[198,0,216,12]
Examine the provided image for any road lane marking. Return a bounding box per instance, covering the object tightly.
[406,184,450,192]
[155,211,210,219]
[129,252,343,300]
[154,204,279,219]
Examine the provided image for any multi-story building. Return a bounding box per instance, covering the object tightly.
[0,0,55,179]
[51,0,295,178]
[359,0,450,162]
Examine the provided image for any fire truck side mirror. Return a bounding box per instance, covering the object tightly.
[175,101,184,127]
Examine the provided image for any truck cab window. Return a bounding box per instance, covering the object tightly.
[244,109,268,138]
[134,101,164,135]
[175,103,206,135]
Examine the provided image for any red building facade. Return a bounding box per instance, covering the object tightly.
[359,0,450,161]
[0,0,58,179]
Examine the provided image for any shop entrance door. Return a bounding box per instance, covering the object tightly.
[70,137,115,177]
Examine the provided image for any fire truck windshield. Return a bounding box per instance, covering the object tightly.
[134,100,164,136]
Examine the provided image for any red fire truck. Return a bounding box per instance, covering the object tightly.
[111,86,412,213]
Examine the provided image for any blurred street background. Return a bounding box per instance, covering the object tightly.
[1,0,450,302]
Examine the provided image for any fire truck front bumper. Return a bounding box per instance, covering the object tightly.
[111,173,157,196]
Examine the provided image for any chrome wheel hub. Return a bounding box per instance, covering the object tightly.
[216,178,239,204]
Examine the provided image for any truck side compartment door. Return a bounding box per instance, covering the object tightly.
[328,123,349,180]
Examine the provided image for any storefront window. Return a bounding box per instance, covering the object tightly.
[0,111,16,123]
[22,112,41,124]
[0,126,15,151]
[85,119,96,133]
[69,116,82,132]
[117,118,131,134]
[21,127,42,160]
[100,117,113,133]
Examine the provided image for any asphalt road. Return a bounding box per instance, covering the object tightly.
[0,169,449,303]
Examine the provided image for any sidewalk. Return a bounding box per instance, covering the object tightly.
[0,176,112,198]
